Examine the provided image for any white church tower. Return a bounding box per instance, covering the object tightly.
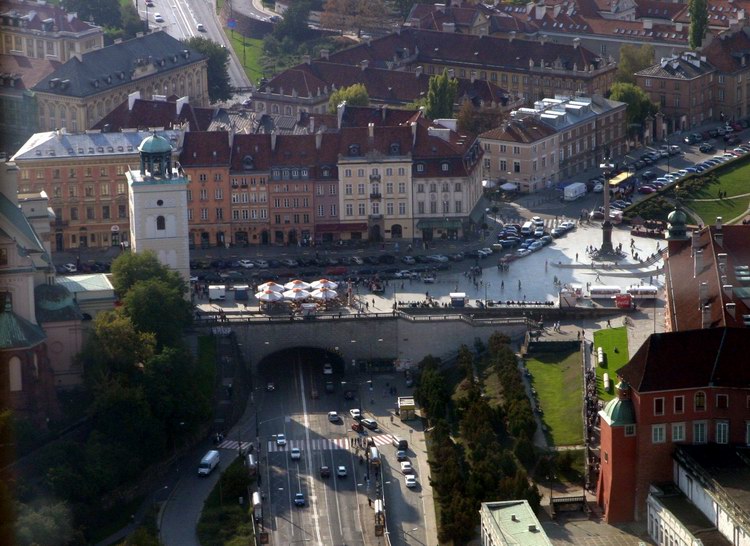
[127,133,190,284]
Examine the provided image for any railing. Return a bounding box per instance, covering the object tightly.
[369,193,382,199]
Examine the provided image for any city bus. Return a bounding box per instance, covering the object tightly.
[589,285,623,299]
[607,172,635,196]
[626,285,659,299]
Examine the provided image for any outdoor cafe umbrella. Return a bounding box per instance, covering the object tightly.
[310,279,339,290]
[284,279,311,290]
[283,288,311,301]
[311,287,338,300]
[257,281,284,292]
[255,289,283,302]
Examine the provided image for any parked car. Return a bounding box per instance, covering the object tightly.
[405,475,417,488]
[349,408,362,420]
[328,411,340,422]
[400,461,414,474]
[361,418,378,430]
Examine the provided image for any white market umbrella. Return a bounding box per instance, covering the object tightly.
[311,287,338,300]
[284,279,311,290]
[500,182,518,191]
[255,289,283,302]
[283,288,311,301]
[310,279,339,290]
[257,281,284,292]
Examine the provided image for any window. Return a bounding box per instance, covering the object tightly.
[417,184,424,193]
[156,215,165,230]
[398,168,405,176]
[499,160,507,172]
[416,164,424,172]
[674,396,684,414]
[358,183,365,195]
[386,202,394,215]
[200,188,208,200]
[86,207,95,220]
[695,392,706,411]
[716,394,729,409]
[358,203,365,215]
[654,398,665,416]
[652,424,665,444]
[102,205,110,219]
[386,182,393,194]
[441,162,449,172]
[345,184,353,195]
[330,204,336,216]
[345,204,353,216]
[716,421,729,444]
[455,201,462,213]
[345,169,352,177]
[513,161,521,173]
[199,174,207,182]
[625,424,636,437]
[386,168,393,176]
[398,202,406,215]
[372,202,379,215]
[417,202,425,214]
[454,183,461,192]
[216,208,223,220]
[232,210,240,220]
[693,421,707,443]
[70,207,78,220]
[357,169,364,177]
[215,188,223,200]
[118,205,127,218]
[672,423,685,442]
[398,182,406,194]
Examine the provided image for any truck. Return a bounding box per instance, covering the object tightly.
[252,491,262,522]
[563,182,587,201]
[208,285,226,300]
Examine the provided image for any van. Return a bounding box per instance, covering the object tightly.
[198,450,220,476]
[246,453,257,476]
[369,446,381,466]
[392,436,408,450]
[520,221,533,236]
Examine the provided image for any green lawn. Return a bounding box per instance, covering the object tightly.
[226,33,265,81]
[688,197,750,225]
[525,351,583,447]
[593,327,629,402]
[683,160,750,223]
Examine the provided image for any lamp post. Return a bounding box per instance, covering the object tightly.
[598,158,615,255]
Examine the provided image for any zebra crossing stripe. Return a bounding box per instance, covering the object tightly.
[266,438,351,453]
[218,440,253,451]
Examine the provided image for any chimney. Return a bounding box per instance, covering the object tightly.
[415,65,423,77]
[701,304,712,329]
[309,116,315,133]
[718,253,728,271]
[511,514,518,522]
[643,19,653,30]
[675,22,683,32]
[303,54,311,65]
[471,70,477,83]
[726,302,737,319]
[128,90,141,111]
[715,231,724,247]
[699,280,709,304]
[271,131,277,151]
[694,249,704,277]
[360,59,369,71]
[723,284,733,298]
[509,31,516,43]
[320,48,329,60]
[368,122,375,140]
[540,34,548,46]
[435,3,446,12]
[528,525,538,532]
[315,130,322,150]
[443,22,456,33]
[573,37,581,50]
[411,121,417,145]
[716,216,723,231]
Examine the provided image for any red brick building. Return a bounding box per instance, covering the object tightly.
[597,328,750,523]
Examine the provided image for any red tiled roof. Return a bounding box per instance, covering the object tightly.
[180,131,230,166]
[229,133,272,172]
[0,54,60,92]
[702,30,750,74]
[480,116,557,143]
[1,0,100,33]
[618,328,750,393]
[92,97,212,131]
[665,224,750,331]
[634,0,685,20]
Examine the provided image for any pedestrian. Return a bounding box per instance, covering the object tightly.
[501,280,504,290]
[607,319,611,327]
[518,279,522,290]
[595,273,601,282]
[575,252,579,262]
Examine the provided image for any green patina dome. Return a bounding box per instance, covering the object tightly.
[602,379,635,426]
[138,133,172,154]
[667,208,687,224]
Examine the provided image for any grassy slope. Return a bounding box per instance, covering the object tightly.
[592,327,629,402]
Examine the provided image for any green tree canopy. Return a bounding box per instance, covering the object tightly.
[426,69,458,120]
[274,1,314,43]
[609,82,658,133]
[320,0,388,36]
[328,83,369,113]
[15,500,75,546]
[121,279,192,348]
[62,0,121,28]
[183,37,233,102]
[689,0,708,49]
[615,44,655,84]
[111,250,187,298]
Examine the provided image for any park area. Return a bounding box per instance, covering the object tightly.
[592,327,630,402]
[525,350,583,447]
[682,161,750,224]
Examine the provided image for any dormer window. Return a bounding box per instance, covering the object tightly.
[242,155,254,170]
[322,168,331,177]
[441,162,449,172]
[348,144,360,156]
[415,163,425,173]
[390,143,400,155]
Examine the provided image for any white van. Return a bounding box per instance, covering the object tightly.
[198,450,220,476]
[520,221,534,236]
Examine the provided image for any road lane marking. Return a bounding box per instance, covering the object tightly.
[298,366,324,546]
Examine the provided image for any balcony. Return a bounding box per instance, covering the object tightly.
[369,193,382,200]
[53,219,69,228]
[369,214,383,220]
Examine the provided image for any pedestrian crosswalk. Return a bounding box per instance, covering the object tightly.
[218,440,254,452]
[264,434,396,453]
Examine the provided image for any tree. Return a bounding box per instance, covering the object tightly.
[111,250,187,298]
[328,83,369,113]
[121,279,192,348]
[615,44,655,84]
[274,1,314,44]
[15,500,75,546]
[689,0,708,50]
[425,70,458,120]
[62,0,121,28]
[320,0,388,36]
[609,82,658,134]
[456,100,503,134]
[183,37,233,103]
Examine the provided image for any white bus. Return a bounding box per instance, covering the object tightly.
[589,285,622,299]
[626,285,659,299]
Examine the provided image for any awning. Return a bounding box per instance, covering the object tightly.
[416,218,463,230]
[500,182,518,191]
[316,223,368,233]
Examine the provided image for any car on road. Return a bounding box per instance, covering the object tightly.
[280,258,298,267]
[196,23,205,31]
[294,493,305,506]
[684,133,703,144]
[533,227,545,238]
[396,450,408,461]
[320,465,331,478]
[422,274,436,283]
[593,183,603,193]
[404,475,417,488]
[254,259,269,269]
[337,465,347,477]
[429,254,449,263]
[62,263,77,273]
[531,216,544,226]
[276,433,286,446]
[145,0,154,6]
[559,221,576,231]
[401,255,416,265]
[349,408,362,420]
[351,421,364,432]
[266,382,275,391]
[528,241,543,252]
[270,15,281,22]
[290,447,301,460]
[550,227,565,238]
[328,411,340,422]
[699,143,715,153]
[400,461,414,474]
[361,418,378,430]
[323,363,333,375]
[153,12,164,22]
[238,259,254,269]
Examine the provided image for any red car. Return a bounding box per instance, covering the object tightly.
[638,186,656,194]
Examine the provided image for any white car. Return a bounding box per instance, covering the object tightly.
[401,256,416,265]
[290,447,301,460]
[400,461,414,474]
[429,254,449,263]
[238,259,254,269]
[350,256,364,265]
[323,363,333,375]
[422,275,436,284]
[395,270,413,279]
[328,411,340,422]
[531,216,544,226]
[196,23,205,31]
[276,433,287,446]
[404,475,417,488]
[479,247,494,256]
[337,465,347,477]
[349,408,361,420]
[153,13,164,22]
[593,183,604,193]
[62,263,77,273]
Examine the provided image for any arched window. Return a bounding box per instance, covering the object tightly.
[156,215,166,230]
[694,391,706,411]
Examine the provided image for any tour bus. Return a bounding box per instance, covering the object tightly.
[589,285,623,299]
[626,285,659,299]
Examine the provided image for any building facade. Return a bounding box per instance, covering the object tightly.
[702,29,750,123]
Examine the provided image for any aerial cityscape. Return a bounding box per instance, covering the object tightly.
[1,0,750,545]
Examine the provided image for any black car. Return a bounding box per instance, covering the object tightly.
[364,255,380,265]
[699,143,715,153]
[641,170,657,181]
[378,254,396,264]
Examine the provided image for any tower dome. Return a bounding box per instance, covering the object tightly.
[137,132,173,179]
[601,379,635,426]
[666,204,688,241]
[138,133,173,154]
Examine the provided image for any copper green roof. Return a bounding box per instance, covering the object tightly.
[601,396,635,426]
[0,310,46,350]
[35,284,83,323]
[138,133,172,154]
[667,208,687,224]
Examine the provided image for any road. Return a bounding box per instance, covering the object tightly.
[137,0,252,90]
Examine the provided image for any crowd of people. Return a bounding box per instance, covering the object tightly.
[584,367,602,492]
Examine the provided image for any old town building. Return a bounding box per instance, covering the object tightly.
[10,129,183,251]
[32,31,208,132]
